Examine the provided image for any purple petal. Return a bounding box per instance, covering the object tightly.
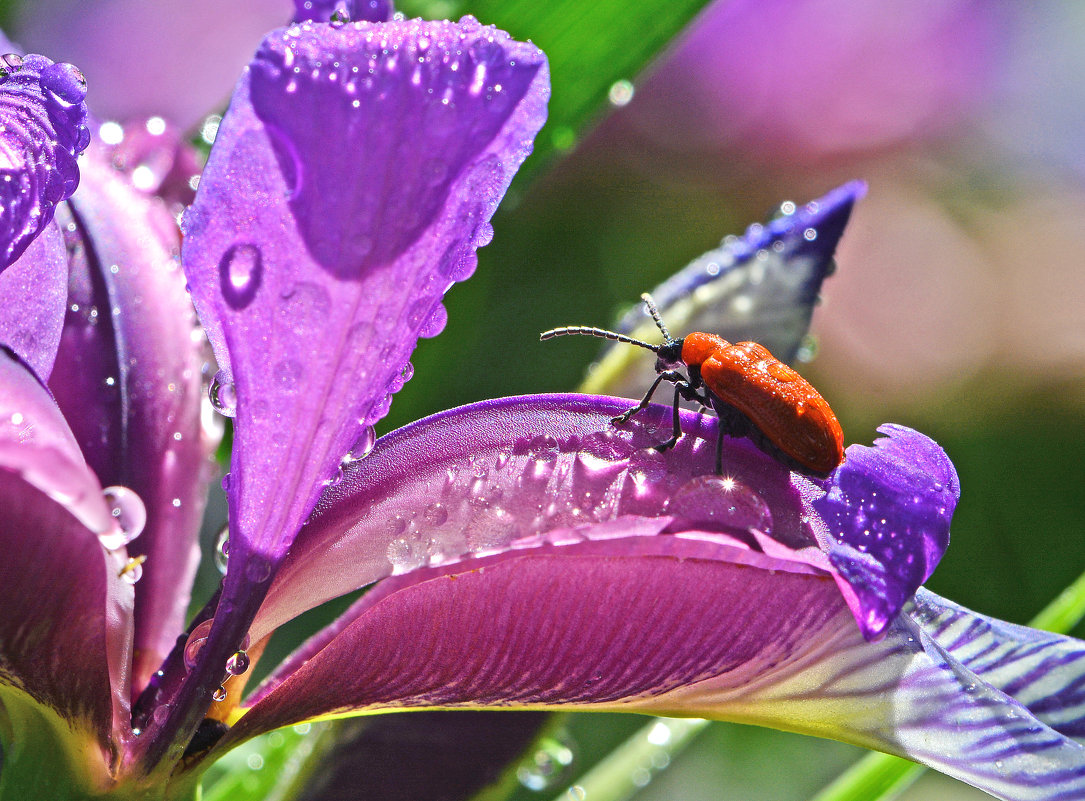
[249,393,827,643]
[0,52,90,271]
[101,118,202,207]
[153,17,547,761]
[814,423,959,640]
[240,552,1085,800]
[53,153,215,694]
[0,350,133,749]
[292,0,392,23]
[227,534,846,745]
[183,18,548,563]
[0,216,67,379]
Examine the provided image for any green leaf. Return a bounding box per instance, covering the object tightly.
[397,0,713,181]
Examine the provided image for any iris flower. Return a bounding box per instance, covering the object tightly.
[2,6,1085,801]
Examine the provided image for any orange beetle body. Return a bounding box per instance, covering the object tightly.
[541,295,845,478]
[680,333,844,477]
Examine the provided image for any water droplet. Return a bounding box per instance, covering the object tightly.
[218,243,263,309]
[0,53,24,72]
[419,303,448,338]
[279,281,331,333]
[208,370,237,417]
[422,502,448,528]
[225,650,250,676]
[245,555,272,583]
[665,475,773,534]
[212,685,228,703]
[214,526,230,575]
[152,704,171,725]
[99,486,148,550]
[183,619,215,672]
[516,734,576,792]
[387,536,427,574]
[346,426,376,461]
[274,359,304,391]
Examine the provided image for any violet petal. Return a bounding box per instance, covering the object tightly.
[235,554,1085,800]
[249,393,823,643]
[0,52,90,271]
[0,216,67,379]
[54,153,214,694]
[814,423,959,640]
[0,349,133,748]
[182,18,548,568]
[228,535,846,744]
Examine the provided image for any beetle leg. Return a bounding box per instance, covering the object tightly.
[612,370,686,425]
[653,379,698,453]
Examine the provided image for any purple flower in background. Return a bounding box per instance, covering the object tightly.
[3,8,1085,801]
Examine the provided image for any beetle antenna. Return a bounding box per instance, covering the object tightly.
[540,326,660,353]
[640,293,672,340]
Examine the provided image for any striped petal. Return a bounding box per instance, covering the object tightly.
[585,181,864,397]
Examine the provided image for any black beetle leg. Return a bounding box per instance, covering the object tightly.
[653,379,700,452]
[612,370,686,425]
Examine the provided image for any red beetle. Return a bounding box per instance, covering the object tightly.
[542,294,844,477]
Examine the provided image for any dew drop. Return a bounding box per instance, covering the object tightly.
[0,53,24,71]
[245,556,272,583]
[183,619,215,672]
[99,486,148,550]
[422,502,448,528]
[346,425,377,461]
[387,536,427,574]
[218,243,263,310]
[212,685,228,703]
[225,650,250,676]
[419,303,448,339]
[208,370,237,417]
[665,475,773,534]
[516,734,576,792]
[152,704,171,725]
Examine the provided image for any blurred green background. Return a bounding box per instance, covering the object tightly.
[7,0,1085,798]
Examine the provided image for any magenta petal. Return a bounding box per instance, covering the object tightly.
[182,19,548,568]
[54,155,214,693]
[0,350,133,747]
[0,217,67,379]
[814,423,959,640]
[0,53,90,271]
[229,536,843,742]
[249,393,822,643]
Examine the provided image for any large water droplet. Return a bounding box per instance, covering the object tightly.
[346,426,377,462]
[212,685,228,703]
[665,475,773,534]
[225,650,250,676]
[419,303,448,339]
[516,734,576,792]
[218,243,263,309]
[387,536,428,574]
[0,53,24,72]
[208,369,237,417]
[99,486,148,550]
[183,619,215,672]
